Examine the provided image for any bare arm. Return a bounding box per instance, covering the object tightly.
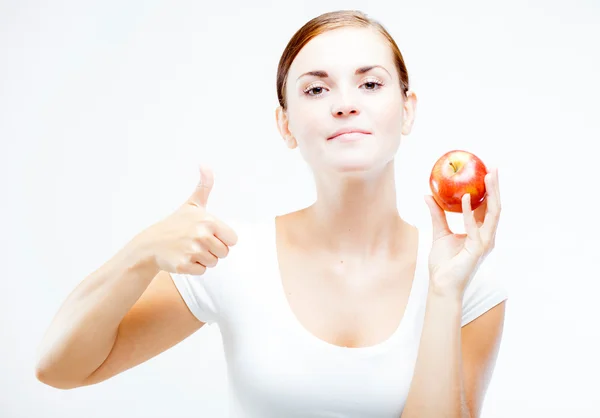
[34,238,204,390]
[81,270,204,387]
[35,166,237,390]
[400,289,505,418]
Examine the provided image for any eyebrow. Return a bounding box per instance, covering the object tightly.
[296,65,390,81]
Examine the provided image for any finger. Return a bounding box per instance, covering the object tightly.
[177,262,207,276]
[188,165,214,208]
[203,233,230,259]
[192,250,219,268]
[473,195,487,227]
[211,219,239,247]
[494,167,501,204]
[481,170,501,242]
[425,195,452,240]
[462,193,483,256]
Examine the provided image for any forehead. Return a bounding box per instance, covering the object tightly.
[288,27,394,77]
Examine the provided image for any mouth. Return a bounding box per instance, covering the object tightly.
[328,132,371,142]
[327,129,372,141]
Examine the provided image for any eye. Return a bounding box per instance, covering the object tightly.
[361,79,385,91]
[303,84,328,97]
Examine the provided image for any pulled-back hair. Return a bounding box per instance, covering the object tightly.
[276,10,411,110]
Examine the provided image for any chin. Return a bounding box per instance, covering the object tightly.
[304,140,397,176]
[324,156,387,176]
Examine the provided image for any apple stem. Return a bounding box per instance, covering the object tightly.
[449,161,457,172]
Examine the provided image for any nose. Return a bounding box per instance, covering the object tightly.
[331,96,360,117]
[332,105,359,117]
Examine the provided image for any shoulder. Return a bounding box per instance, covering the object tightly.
[227,216,276,258]
[461,252,508,326]
[207,215,281,286]
[169,216,276,324]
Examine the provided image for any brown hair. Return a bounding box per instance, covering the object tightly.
[276,10,410,110]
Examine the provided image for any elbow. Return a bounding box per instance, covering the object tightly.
[34,364,83,390]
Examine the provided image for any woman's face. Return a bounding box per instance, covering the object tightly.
[277,27,416,175]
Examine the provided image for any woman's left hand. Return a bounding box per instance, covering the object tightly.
[424,168,502,298]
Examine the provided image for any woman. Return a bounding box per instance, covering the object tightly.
[35,10,507,418]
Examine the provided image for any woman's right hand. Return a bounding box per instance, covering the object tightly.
[136,166,239,276]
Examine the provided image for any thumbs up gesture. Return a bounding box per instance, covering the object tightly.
[137,165,239,276]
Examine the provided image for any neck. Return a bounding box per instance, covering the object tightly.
[305,161,405,256]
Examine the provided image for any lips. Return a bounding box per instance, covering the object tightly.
[327,128,371,140]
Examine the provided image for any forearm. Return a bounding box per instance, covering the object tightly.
[35,235,159,388]
[401,287,470,418]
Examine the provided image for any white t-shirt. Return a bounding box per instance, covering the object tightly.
[170,217,508,417]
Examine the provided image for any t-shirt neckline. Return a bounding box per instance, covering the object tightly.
[267,215,425,357]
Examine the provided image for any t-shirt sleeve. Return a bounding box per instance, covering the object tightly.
[169,218,246,326]
[170,271,220,325]
[461,255,508,327]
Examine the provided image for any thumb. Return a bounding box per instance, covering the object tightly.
[424,195,451,241]
[188,165,214,208]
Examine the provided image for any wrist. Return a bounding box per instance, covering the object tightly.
[425,287,464,321]
[124,231,161,277]
[424,286,464,328]
[428,279,465,302]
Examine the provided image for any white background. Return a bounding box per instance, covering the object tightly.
[1,0,599,417]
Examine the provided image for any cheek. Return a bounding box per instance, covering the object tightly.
[370,94,404,136]
[288,103,327,145]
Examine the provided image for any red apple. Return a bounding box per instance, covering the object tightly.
[429,150,488,213]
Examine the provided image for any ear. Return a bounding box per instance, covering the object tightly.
[401,90,418,136]
[275,106,298,149]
